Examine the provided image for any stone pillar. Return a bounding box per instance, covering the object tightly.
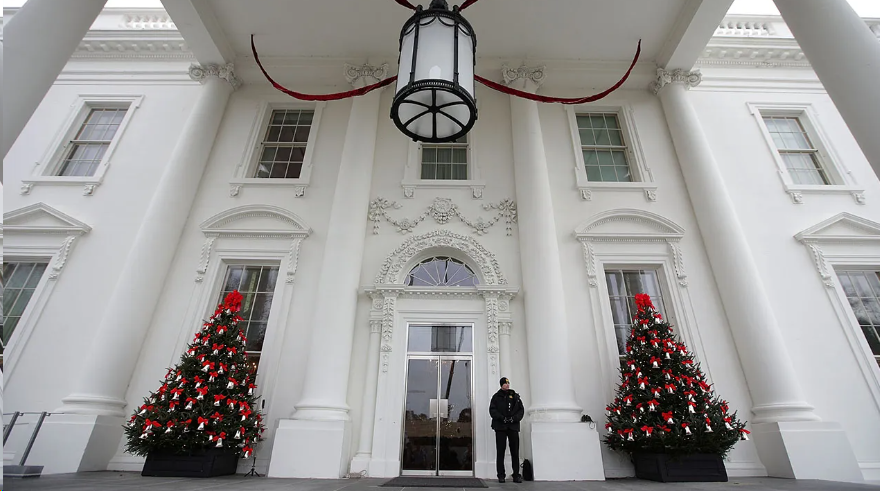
[3,0,107,161]
[34,64,238,475]
[774,0,880,181]
[268,64,386,478]
[349,318,383,475]
[653,68,861,482]
[499,321,512,382]
[505,65,604,481]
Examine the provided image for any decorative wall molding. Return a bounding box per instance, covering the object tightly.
[197,205,311,282]
[189,63,241,90]
[344,63,388,86]
[368,197,517,236]
[502,64,546,88]
[3,202,93,237]
[795,212,880,287]
[374,229,509,285]
[650,68,702,95]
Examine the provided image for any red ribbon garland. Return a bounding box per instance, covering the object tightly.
[251,35,397,102]
[252,34,640,106]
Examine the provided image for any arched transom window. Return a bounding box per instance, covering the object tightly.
[405,256,479,287]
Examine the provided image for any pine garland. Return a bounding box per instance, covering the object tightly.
[124,291,265,459]
[603,294,749,457]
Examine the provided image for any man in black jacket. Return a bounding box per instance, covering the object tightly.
[489,377,524,483]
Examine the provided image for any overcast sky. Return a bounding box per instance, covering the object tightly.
[4,0,880,16]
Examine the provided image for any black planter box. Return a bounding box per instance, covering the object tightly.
[633,453,728,482]
[142,447,239,478]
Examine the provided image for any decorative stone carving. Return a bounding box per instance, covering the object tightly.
[20,183,33,195]
[499,321,513,336]
[375,229,508,285]
[83,184,98,196]
[293,185,306,198]
[485,295,500,374]
[403,186,415,199]
[368,197,517,236]
[852,191,867,205]
[286,238,304,284]
[582,241,598,287]
[472,186,484,199]
[188,63,241,90]
[380,294,398,372]
[804,242,835,288]
[369,319,382,334]
[195,237,216,282]
[650,68,702,95]
[645,189,658,202]
[581,188,592,201]
[502,64,546,89]
[344,63,388,86]
[667,240,689,287]
[229,185,242,198]
[49,236,78,280]
[789,191,804,204]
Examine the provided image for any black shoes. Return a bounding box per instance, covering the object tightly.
[513,476,523,483]
[498,477,505,483]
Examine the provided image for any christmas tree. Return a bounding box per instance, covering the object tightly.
[604,294,748,457]
[124,290,265,459]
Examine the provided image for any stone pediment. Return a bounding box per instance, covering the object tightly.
[575,209,684,241]
[200,205,311,238]
[3,202,92,235]
[795,213,880,243]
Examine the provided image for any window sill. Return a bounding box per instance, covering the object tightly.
[228,178,309,198]
[20,177,103,196]
[782,184,866,205]
[578,182,658,202]
[401,179,487,199]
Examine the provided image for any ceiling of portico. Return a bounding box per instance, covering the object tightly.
[210,0,687,66]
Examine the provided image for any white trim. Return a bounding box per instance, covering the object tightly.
[401,133,486,199]
[565,104,657,202]
[228,101,326,198]
[2,203,92,381]
[574,210,710,407]
[21,94,144,197]
[747,102,865,205]
[795,214,880,414]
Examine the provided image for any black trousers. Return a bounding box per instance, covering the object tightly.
[495,429,520,478]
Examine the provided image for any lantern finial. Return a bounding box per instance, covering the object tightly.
[429,0,449,9]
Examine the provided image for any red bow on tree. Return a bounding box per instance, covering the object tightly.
[634,294,654,309]
[224,291,244,312]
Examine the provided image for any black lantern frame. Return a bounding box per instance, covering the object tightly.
[391,0,478,143]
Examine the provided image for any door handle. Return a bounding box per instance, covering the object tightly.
[429,399,449,419]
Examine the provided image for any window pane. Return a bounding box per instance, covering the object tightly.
[421,163,436,180]
[2,262,48,346]
[406,257,478,287]
[408,325,473,353]
[436,163,452,180]
[285,162,303,178]
[595,130,611,146]
[294,127,310,143]
[452,148,467,164]
[451,164,468,180]
[579,129,596,146]
[279,126,295,142]
[586,165,602,181]
[608,129,624,146]
[599,166,618,182]
[583,150,599,167]
[437,148,452,164]
[422,147,437,163]
[838,271,880,363]
[6,263,35,289]
[862,326,880,356]
[604,269,666,357]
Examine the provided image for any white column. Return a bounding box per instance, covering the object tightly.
[2,0,107,161]
[505,66,580,420]
[268,64,385,479]
[506,66,604,481]
[58,65,239,417]
[654,69,862,482]
[774,0,880,180]
[349,318,383,474]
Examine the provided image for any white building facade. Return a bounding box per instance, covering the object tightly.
[2,0,880,483]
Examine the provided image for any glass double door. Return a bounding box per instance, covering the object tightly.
[401,356,474,476]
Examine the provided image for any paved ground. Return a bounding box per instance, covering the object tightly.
[3,474,880,491]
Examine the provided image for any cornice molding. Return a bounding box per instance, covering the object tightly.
[344,63,388,87]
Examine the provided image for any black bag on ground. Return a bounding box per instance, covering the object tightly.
[522,459,534,481]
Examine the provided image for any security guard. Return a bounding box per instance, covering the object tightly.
[489,377,524,483]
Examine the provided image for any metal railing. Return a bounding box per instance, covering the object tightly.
[3,411,51,478]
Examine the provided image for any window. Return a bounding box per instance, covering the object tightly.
[577,113,631,183]
[421,135,468,180]
[2,262,49,367]
[56,108,127,177]
[604,269,666,359]
[217,265,280,375]
[762,116,828,185]
[254,109,313,179]
[405,257,479,287]
[836,270,880,368]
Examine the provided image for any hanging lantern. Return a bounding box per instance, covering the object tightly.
[391,0,477,143]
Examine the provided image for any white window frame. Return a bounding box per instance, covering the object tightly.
[401,112,486,199]
[796,213,880,413]
[172,205,310,420]
[1,203,91,378]
[229,101,326,198]
[602,267,671,361]
[748,102,865,205]
[575,209,708,402]
[566,103,657,202]
[21,94,144,197]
